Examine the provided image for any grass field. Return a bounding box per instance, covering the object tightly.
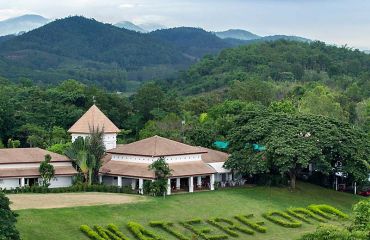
[14,182,363,240]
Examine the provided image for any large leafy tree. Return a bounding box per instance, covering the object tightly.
[39,154,55,187]
[148,157,172,197]
[225,110,370,189]
[298,85,348,121]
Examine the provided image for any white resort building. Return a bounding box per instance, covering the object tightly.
[0,148,77,189]
[0,104,233,193]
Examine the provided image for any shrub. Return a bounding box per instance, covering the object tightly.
[351,199,370,232]
[80,225,105,240]
[93,225,110,240]
[107,224,130,240]
[208,217,254,237]
[234,214,267,233]
[150,221,189,240]
[181,218,228,240]
[307,204,348,220]
[127,221,163,240]
[286,208,325,223]
[262,210,302,228]
[298,225,368,240]
[0,192,20,240]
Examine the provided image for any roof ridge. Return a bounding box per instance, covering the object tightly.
[154,135,158,156]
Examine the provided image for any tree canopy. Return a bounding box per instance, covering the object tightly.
[225,110,370,189]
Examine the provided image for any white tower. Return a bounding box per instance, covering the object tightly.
[68,105,120,150]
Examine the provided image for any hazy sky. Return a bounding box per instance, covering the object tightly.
[0,0,369,49]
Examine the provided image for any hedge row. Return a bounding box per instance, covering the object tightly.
[262,210,302,228]
[234,214,267,233]
[107,224,130,240]
[181,218,228,240]
[150,221,189,240]
[80,204,349,239]
[127,221,163,240]
[1,184,134,194]
[208,217,254,237]
[287,208,326,224]
[80,225,105,240]
[307,204,349,220]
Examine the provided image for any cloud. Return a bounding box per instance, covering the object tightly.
[0,8,28,20]
[119,3,136,9]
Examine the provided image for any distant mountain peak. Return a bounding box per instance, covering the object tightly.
[215,29,261,41]
[0,14,49,36]
[114,21,146,33]
[138,23,167,32]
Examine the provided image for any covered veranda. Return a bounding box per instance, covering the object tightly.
[99,158,217,195]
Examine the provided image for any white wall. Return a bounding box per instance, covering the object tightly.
[0,162,71,169]
[48,176,73,188]
[111,153,202,164]
[0,178,19,190]
[72,133,117,150]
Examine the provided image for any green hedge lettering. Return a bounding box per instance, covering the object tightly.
[235,214,267,233]
[107,224,131,240]
[80,225,105,240]
[150,221,189,240]
[181,218,228,240]
[127,221,163,240]
[287,208,326,223]
[307,204,349,220]
[208,217,254,237]
[262,211,302,228]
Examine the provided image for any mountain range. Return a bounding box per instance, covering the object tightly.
[214,29,261,40]
[0,14,49,36]
[0,15,313,91]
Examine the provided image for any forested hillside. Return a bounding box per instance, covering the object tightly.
[0,38,369,152]
[150,27,232,58]
[0,16,318,91]
[169,40,370,95]
[0,16,190,90]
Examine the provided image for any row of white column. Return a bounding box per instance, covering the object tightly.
[167,174,215,196]
[100,174,215,195]
[20,177,25,187]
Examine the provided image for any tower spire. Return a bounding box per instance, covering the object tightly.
[93,96,96,105]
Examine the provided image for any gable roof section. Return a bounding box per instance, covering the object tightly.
[109,136,206,157]
[200,147,229,163]
[0,148,70,164]
[0,166,77,178]
[100,160,216,179]
[108,135,207,157]
[68,104,120,133]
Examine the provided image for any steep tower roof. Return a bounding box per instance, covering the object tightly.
[68,105,120,133]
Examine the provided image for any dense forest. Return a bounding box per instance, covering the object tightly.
[0,16,318,91]
[0,41,369,149]
[0,17,238,91]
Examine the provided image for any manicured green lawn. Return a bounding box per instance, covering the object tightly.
[15,182,363,240]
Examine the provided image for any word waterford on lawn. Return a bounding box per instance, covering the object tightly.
[80,204,349,240]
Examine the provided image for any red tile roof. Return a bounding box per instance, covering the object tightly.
[0,148,70,164]
[68,105,120,133]
[108,136,207,157]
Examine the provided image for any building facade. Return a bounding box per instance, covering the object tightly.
[68,105,120,150]
[0,148,77,190]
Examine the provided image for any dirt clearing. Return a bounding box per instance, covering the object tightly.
[7,192,145,210]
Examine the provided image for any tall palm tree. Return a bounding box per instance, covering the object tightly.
[88,126,106,183]
[64,137,90,184]
[64,127,105,185]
